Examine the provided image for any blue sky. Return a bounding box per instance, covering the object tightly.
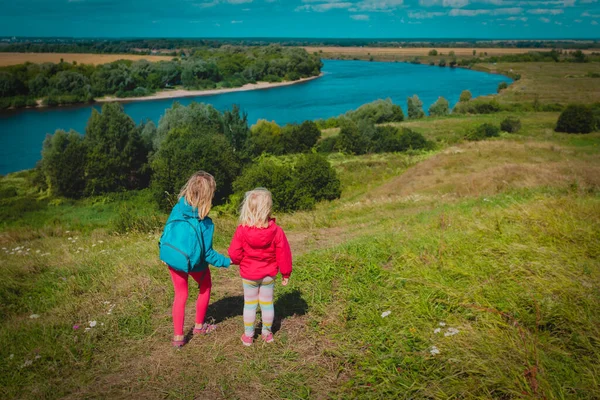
[0,0,598,38]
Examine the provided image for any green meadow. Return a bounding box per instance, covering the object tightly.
[1,64,599,399]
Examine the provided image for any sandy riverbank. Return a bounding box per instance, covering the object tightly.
[96,74,323,103]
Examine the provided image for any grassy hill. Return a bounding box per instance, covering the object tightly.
[1,94,600,397]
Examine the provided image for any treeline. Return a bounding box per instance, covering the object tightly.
[36,101,340,213]
[2,38,599,52]
[0,45,322,109]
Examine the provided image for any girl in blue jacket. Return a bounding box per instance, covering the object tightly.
[167,171,230,347]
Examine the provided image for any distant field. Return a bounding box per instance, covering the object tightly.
[0,52,173,66]
[303,46,595,57]
[479,62,600,104]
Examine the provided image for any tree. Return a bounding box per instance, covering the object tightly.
[346,99,404,124]
[428,49,438,56]
[41,130,87,198]
[555,104,595,134]
[151,129,240,209]
[155,102,223,147]
[281,121,321,154]
[428,97,450,117]
[497,81,508,93]
[466,123,500,141]
[459,90,472,102]
[337,118,371,155]
[247,120,284,156]
[500,117,522,133]
[222,104,250,152]
[407,95,425,119]
[294,153,341,205]
[84,102,150,195]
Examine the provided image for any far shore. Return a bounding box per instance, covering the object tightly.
[96,74,323,103]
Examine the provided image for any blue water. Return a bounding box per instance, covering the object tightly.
[0,60,510,175]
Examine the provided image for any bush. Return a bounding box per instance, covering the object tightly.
[345,99,404,124]
[407,95,425,119]
[466,123,501,141]
[281,121,321,154]
[439,59,446,67]
[41,129,87,198]
[500,117,522,133]
[316,136,339,153]
[232,154,341,212]
[372,126,431,153]
[459,90,472,102]
[247,120,284,156]
[337,118,371,155]
[428,49,438,56]
[428,97,450,117]
[555,104,595,134]
[453,99,501,114]
[497,81,508,93]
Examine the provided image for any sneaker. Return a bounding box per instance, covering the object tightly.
[241,334,253,346]
[193,323,216,335]
[262,332,274,343]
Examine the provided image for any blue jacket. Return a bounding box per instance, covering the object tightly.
[167,197,231,272]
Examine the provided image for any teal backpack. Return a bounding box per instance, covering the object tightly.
[159,199,206,273]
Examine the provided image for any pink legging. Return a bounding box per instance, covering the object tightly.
[168,267,212,336]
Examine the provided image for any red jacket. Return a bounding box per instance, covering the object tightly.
[228,219,292,280]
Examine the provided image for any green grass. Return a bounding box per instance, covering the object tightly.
[1,108,599,398]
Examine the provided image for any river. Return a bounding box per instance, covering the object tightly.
[0,60,510,174]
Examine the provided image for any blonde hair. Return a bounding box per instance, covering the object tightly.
[178,171,216,219]
[239,188,273,228]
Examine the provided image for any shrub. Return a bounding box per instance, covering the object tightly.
[407,95,425,119]
[428,97,450,117]
[555,104,595,134]
[438,59,446,67]
[316,136,339,153]
[453,99,501,114]
[247,120,284,156]
[459,90,472,102]
[500,117,522,133]
[428,49,438,56]
[232,154,341,212]
[372,126,431,153]
[282,121,321,154]
[497,81,508,93]
[41,129,87,198]
[345,99,404,124]
[466,123,500,141]
[337,118,371,155]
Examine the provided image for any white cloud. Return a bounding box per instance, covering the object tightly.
[227,0,252,3]
[539,16,551,21]
[574,18,582,22]
[581,10,600,17]
[231,20,243,23]
[444,0,470,6]
[593,20,599,24]
[579,0,598,3]
[493,7,522,13]
[528,8,564,13]
[449,8,489,15]
[351,14,370,19]
[507,16,528,20]
[419,0,441,5]
[409,10,446,17]
[296,1,353,11]
[351,0,405,12]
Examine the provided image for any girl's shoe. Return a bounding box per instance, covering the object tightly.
[241,334,253,346]
[171,338,186,348]
[194,323,217,335]
[262,332,274,343]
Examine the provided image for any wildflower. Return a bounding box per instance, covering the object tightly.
[92,244,97,247]
[60,277,67,281]
[430,346,440,355]
[73,324,80,330]
[89,321,97,328]
[98,240,104,244]
[381,311,391,318]
[444,328,459,337]
[34,355,41,360]
[9,354,14,359]
[36,250,40,254]
[439,322,446,327]
[21,360,33,368]
[434,328,441,334]
[84,327,91,332]
[65,231,70,233]
[68,237,73,241]
[29,314,40,319]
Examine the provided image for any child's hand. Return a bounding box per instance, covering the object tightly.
[281,277,289,286]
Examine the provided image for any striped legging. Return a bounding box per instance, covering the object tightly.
[242,277,275,337]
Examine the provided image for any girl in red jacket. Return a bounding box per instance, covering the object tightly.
[228,188,292,346]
